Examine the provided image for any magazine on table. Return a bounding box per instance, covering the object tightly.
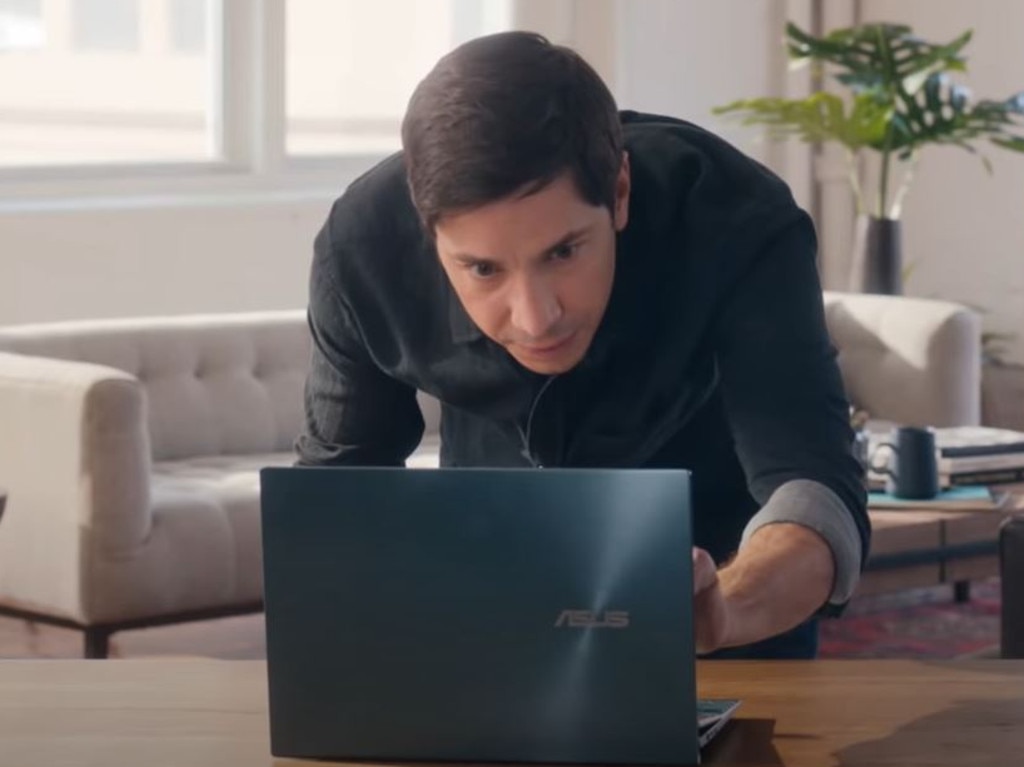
[697,699,742,747]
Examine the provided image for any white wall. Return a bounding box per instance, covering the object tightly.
[614,0,813,209]
[613,0,1024,366]
[1,0,806,330]
[0,1,564,328]
[829,0,1024,364]
[17,0,1020,367]
[0,195,330,323]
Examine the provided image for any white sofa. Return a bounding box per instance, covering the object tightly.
[0,292,979,656]
[821,292,981,426]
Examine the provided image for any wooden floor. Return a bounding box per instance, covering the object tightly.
[0,613,266,659]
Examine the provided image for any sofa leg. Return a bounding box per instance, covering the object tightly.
[953,580,971,603]
[84,628,111,659]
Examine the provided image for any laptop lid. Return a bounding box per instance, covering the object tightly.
[260,466,700,764]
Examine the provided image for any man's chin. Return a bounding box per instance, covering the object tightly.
[514,357,580,375]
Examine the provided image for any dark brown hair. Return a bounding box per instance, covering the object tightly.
[401,31,624,231]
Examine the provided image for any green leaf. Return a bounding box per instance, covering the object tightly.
[991,135,1024,152]
[785,22,971,99]
[889,73,1024,156]
[902,259,919,285]
[713,92,890,151]
[722,21,1024,209]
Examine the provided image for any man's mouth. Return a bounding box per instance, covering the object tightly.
[517,331,576,356]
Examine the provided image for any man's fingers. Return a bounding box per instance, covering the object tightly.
[692,547,729,654]
[692,547,718,593]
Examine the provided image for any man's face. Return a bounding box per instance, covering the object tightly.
[434,160,630,375]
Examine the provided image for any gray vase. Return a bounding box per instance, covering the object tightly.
[849,215,902,295]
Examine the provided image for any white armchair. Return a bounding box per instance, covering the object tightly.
[0,312,311,656]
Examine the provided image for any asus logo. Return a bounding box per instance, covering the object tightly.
[554,610,630,629]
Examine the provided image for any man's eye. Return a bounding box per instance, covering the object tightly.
[470,262,497,278]
[552,243,579,261]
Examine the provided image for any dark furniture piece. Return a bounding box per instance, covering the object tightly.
[1001,515,1024,659]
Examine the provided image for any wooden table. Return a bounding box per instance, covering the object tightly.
[862,484,1024,597]
[1,659,1022,766]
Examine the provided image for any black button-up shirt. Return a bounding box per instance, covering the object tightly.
[295,111,870,579]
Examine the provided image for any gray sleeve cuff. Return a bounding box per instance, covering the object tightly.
[739,478,863,605]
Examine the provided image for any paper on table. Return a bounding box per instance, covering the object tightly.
[867,485,1005,510]
[698,698,741,748]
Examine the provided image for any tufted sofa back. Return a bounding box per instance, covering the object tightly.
[0,311,312,461]
[0,293,977,464]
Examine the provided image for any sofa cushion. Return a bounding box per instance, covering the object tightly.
[90,451,300,622]
[102,438,443,623]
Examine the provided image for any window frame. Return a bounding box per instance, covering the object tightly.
[0,0,607,207]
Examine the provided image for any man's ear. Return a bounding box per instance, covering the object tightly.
[613,152,631,232]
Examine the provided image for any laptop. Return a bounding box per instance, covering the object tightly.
[260,466,739,765]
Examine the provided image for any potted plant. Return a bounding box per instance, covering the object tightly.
[714,22,1024,294]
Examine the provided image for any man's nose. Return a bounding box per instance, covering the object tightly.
[509,276,563,340]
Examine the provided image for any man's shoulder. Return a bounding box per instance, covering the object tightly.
[621,110,792,199]
[315,152,433,284]
[620,110,803,239]
[325,152,421,242]
[620,110,705,140]
[620,110,758,160]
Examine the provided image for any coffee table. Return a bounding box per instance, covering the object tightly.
[862,483,1024,598]
[1,659,1021,765]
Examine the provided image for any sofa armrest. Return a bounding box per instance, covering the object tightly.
[823,291,981,427]
[0,352,151,621]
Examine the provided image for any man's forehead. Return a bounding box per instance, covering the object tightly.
[441,227,598,267]
[434,185,606,261]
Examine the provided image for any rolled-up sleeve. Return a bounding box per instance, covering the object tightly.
[713,210,870,614]
[741,479,863,605]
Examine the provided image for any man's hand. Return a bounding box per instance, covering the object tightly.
[692,523,835,654]
[692,547,730,654]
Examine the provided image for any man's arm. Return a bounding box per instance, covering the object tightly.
[695,209,870,651]
[295,208,425,467]
[694,524,833,653]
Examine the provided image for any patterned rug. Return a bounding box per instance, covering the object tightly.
[818,577,1001,659]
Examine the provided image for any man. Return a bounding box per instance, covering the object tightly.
[296,31,869,659]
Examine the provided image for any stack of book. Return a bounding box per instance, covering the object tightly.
[935,426,1024,486]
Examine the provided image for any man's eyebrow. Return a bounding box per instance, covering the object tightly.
[450,227,592,264]
[450,252,494,266]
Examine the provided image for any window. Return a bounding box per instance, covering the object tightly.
[0,0,214,167]
[169,0,208,54]
[72,0,140,52]
[285,0,512,156]
[0,0,42,50]
[0,0,518,189]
